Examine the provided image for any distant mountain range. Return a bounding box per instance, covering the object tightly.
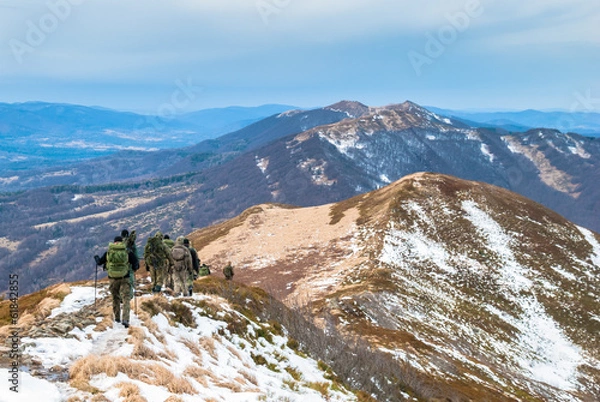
[1,100,599,297]
[0,101,296,172]
[0,103,352,191]
[427,106,600,137]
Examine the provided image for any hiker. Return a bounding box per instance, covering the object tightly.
[223,261,234,280]
[163,234,175,290]
[121,229,139,293]
[94,236,139,328]
[171,236,193,297]
[183,238,199,295]
[143,231,174,293]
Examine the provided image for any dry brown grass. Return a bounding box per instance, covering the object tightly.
[135,305,164,343]
[70,355,152,392]
[199,336,219,360]
[0,283,70,328]
[70,355,197,395]
[226,344,244,361]
[117,382,148,402]
[163,397,184,402]
[150,364,196,395]
[90,395,111,402]
[181,337,203,360]
[214,378,244,392]
[240,368,259,386]
[132,343,159,361]
[183,365,211,387]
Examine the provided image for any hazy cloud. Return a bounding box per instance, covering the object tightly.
[1,0,599,110]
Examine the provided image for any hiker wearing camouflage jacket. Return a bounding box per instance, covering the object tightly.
[143,231,174,293]
[95,236,139,328]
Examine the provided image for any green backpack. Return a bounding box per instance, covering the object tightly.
[198,264,211,276]
[107,242,129,278]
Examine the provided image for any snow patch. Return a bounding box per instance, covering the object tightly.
[462,200,532,292]
[379,174,391,184]
[2,370,62,402]
[49,287,96,318]
[255,155,269,175]
[480,143,495,163]
[578,226,600,268]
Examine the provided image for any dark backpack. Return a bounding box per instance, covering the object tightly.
[107,242,129,278]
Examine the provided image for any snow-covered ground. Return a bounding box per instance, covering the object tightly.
[8,286,356,402]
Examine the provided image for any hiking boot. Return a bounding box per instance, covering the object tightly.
[122,321,129,328]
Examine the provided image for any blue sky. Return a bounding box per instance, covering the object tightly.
[0,0,599,113]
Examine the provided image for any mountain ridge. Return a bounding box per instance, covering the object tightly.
[188,172,600,401]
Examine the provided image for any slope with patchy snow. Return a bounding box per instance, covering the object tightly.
[1,282,359,402]
[190,172,600,401]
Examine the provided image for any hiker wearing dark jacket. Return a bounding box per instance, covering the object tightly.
[223,261,234,280]
[183,238,199,295]
[163,234,175,290]
[95,236,139,328]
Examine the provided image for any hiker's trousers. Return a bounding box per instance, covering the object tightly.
[109,276,132,323]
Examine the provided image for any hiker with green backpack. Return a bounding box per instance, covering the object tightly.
[94,236,139,328]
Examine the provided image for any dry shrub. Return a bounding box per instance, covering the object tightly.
[135,308,164,343]
[117,381,139,397]
[214,378,243,392]
[150,364,196,395]
[164,397,184,402]
[199,336,218,360]
[181,337,203,359]
[132,343,159,361]
[127,326,159,360]
[307,381,330,398]
[116,381,148,401]
[226,344,244,361]
[240,369,259,386]
[35,297,62,318]
[147,364,174,386]
[70,355,154,392]
[183,365,211,387]
[168,376,196,395]
[127,326,145,345]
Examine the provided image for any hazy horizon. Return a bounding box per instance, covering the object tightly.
[1,1,599,114]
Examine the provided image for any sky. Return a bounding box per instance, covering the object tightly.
[0,0,599,113]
